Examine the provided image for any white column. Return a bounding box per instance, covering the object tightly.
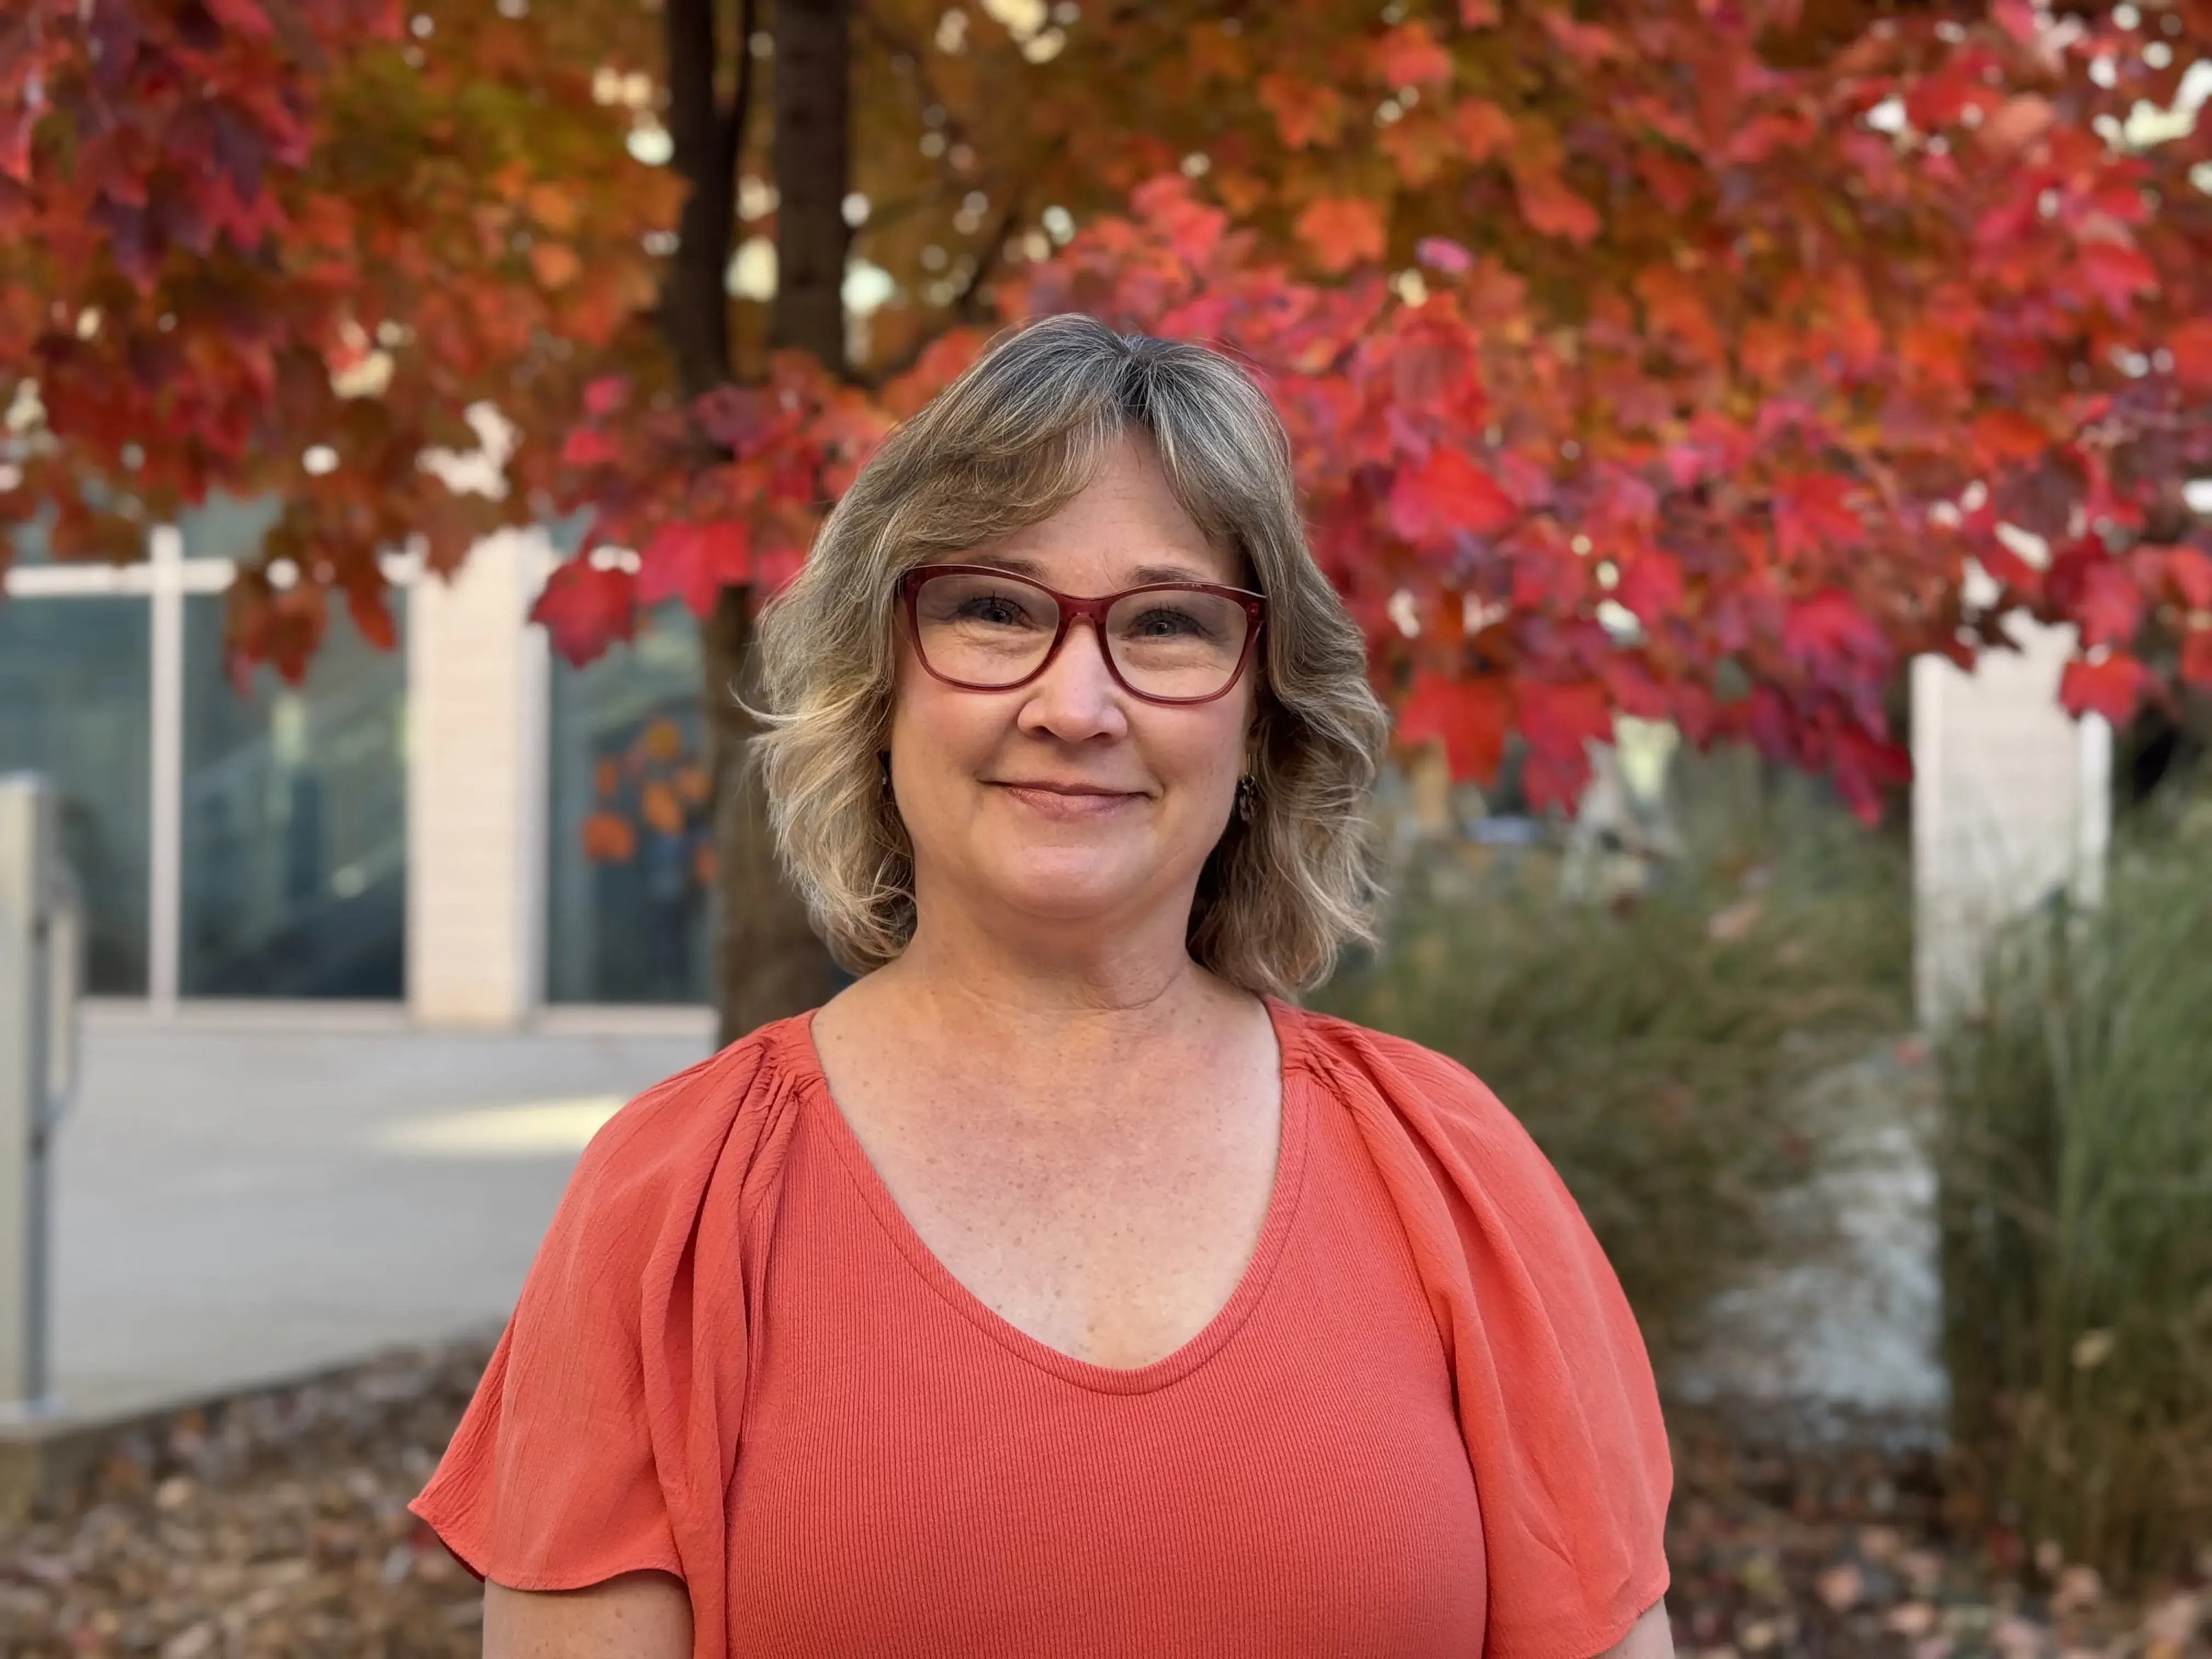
[405,528,551,1029]
[1911,622,2111,1026]
[145,526,185,1013]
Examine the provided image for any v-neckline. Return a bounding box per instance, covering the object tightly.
[783,997,1314,1396]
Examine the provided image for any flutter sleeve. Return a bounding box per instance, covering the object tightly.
[1298,1011,1674,1659]
[409,1031,799,1627]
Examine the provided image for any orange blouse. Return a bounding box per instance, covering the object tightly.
[411,1003,1672,1659]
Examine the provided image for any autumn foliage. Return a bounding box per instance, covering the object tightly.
[6,0,2211,820]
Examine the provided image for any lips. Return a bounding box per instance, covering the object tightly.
[988,779,1147,817]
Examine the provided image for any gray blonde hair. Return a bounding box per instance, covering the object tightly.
[752,313,1389,997]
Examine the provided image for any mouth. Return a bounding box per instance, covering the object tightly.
[986,779,1147,817]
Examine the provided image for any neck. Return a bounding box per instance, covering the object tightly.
[859,885,1254,1081]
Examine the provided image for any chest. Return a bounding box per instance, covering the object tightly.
[725,1087,1485,1658]
[827,1070,1283,1369]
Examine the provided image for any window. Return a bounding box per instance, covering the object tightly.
[0,595,153,992]
[545,608,713,1004]
[179,595,408,997]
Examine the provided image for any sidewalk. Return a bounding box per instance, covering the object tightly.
[48,1005,712,1423]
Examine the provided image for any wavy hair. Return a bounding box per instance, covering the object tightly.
[751,313,1389,997]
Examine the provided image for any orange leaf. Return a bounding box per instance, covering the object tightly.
[1449,99,1516,164]
[640,780,685,836]
[1373,21,1453,88]
[580,811,637,864]
[1513,168,1600,244]
[642,715,684,761]
[529,241,581,290]
[1257,74,1346,149]
[1379,117,1457,189]
[594,757,620,800]
[1972,408,2049,464]
[1458,0,1500,23]
[524,182,578,234]
[1294,196,1387,274]
[675,763,712,805]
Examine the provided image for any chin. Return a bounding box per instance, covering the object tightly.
[981,845,1173,924]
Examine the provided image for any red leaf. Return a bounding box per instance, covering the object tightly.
[637,518,753,617]
[1397,673,1509,783]
[1387,447,1516,548]
[532,560,636,667]
[1458,0,1500,23]
[561,426,622,467]
[1773,476,1865,562]
[1782,591,1887,678]
[2058,652,2151,724]
[1516,680,1613,811]
[2078,242,2158,315]
[1294,196,1386,274]
[2182,629,2212,690]
[2169,319,2212,393]
[2162,548,2212,612]
[583,376,629,417]
[346,588,397,652]
[203,0,275,38]
[1616,551,1684,626]
[2072,561,2144,650]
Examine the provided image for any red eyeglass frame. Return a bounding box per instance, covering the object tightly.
[897,564,1268,707]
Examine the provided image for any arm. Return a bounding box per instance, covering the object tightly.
[483,1571,692,1659]
[1594,1599,1675,1659]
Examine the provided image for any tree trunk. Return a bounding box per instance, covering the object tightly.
[769,0,851,361]
[701,585,842,1040]
[659,0,847,1044]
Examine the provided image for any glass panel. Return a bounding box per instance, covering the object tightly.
[545,606,713,1004]
[178,493,281,565]
[0,595,152,992]
[180,595,408,997]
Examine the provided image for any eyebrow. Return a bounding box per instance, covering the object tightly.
[961,554,1227,588]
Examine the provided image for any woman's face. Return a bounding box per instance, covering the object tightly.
[888,431,1256,946]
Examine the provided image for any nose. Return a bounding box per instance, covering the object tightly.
[1014,616,1128,744]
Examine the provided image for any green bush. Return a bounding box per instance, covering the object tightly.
[1315,773,1912,1381]
[1936,819,2212,1581]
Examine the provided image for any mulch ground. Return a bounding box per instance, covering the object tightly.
[0,1346,2204,1657]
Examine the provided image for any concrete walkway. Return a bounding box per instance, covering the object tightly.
[50,1005,712,1421]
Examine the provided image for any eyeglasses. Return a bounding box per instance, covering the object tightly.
[898,565,1266,706]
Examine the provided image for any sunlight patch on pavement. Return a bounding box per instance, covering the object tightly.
[377,1097,626,1158]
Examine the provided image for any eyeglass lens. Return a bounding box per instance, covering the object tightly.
[911,571,1250,701]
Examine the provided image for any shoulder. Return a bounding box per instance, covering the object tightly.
[546,1014,816,1243]
[1279,1004,1596,1233]
[1281,1006,1533,1149]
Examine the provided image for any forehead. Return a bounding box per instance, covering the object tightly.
[966,432,1240,592]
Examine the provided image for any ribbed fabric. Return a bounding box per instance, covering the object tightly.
[718,1030,1486,1655]
[411,1002,1672,1659]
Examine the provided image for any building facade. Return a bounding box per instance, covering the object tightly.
[1,497,712,1025]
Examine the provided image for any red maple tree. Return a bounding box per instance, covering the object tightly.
[6,0,2210,1031]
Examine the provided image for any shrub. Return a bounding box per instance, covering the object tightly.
[1935,813,2212,1581]
[1316,764,1912,1381]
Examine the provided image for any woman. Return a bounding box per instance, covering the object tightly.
[413,315,1674,1658]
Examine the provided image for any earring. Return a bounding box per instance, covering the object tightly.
[1234,775,1257,823]
[879,752,894,800]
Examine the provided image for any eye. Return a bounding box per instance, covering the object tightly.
[1125,603,1210,638]
[957,595,1036,627]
